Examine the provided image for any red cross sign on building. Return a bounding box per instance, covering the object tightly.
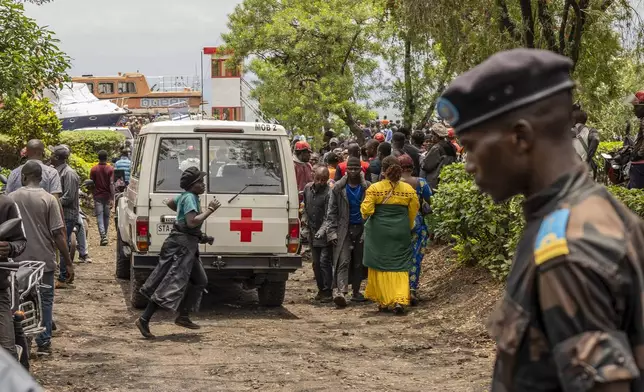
[230,209,264,242]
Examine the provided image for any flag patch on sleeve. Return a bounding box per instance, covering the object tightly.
[534,209,570,265]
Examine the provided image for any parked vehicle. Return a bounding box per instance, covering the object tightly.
[0,218,46,370]
[116,120,302,308]
[602,145,632,185]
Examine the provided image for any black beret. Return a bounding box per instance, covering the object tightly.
[437,48,574,134]
[180,166,206,191]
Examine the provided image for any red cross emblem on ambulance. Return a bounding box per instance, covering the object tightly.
[230,209,264,242]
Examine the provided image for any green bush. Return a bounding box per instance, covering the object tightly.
[0,134,21,170]
[429,164,524,279]
[60,131,125,163]
[68,153,95,182]
[431,163,644,280]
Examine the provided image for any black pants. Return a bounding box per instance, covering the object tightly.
[333,224,364,296]
[311,246,332,292]
[142,260,208,321]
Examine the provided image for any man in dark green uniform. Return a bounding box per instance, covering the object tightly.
[438,48,644,391]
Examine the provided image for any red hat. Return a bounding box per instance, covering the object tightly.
[294,141,312,152]
[447,128,455,138]
[635,91,644,104]
[374,132,385,142]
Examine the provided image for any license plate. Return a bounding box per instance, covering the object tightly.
[156,223,172,235]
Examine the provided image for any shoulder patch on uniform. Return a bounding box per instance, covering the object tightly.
[534,209,570,265]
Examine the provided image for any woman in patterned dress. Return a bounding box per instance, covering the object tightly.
[398,154,432,305]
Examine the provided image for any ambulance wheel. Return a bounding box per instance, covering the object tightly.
[258,281,286,307]
[115,230,130,279]
[129,271,147,309]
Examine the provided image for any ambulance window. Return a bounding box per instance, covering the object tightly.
[207,139,283,194]
[131,136,146,179]
[155,138,202,192]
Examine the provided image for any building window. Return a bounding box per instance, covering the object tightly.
[98,82,114,94]
[212,107,242,121]
[224,65,241,77]
[211,60,223,78]
[85,83,94,93]
[118,82,137,94]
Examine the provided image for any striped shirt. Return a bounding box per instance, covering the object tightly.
[114,157,131,183]
[5,160,62,196]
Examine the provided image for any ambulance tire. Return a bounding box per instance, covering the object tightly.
[115,230,130,279]
[258,281,286,307]
[130,269,147,309]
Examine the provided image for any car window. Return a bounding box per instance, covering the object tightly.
[131,136,146,178]
[116,128,133,140]
[155,138,202,192]
[208,139,284,194]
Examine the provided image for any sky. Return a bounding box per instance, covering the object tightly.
[24,0,244,108]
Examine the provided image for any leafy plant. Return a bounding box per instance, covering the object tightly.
[431,163,644,280]
[0,93,61,169]
[60,131,125,163]
[0,0,70,99]
[67,153,95,182]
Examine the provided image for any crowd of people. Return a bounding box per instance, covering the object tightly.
[0,140,131,359]
[294,120,460,313]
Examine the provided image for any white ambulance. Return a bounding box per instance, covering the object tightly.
[116,120,302,308]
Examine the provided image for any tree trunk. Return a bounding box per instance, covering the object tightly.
[402,34,415,130]
[417,66,452,129]
[338,108,366,145]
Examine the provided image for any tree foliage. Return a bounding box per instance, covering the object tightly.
[0,0,70,99]
[0,93,61,148]
[223,0,385,142]
[391,0,644,135]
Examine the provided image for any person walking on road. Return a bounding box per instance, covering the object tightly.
[361,156,419,315]
[6,139,61,197]
[302,166,333,303]
[398,154,432,305]
[135,167,220,339]
[90,150,114,246]
[50,145,80,288]
[10,161,74,356]
[326,157,371,308]
[440,48,644,390]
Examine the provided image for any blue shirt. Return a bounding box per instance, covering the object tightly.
[6,160,62,196]
[383,129,393,143]
[346,184,364,224]
[114,157,131,183]
[174,192,201,228]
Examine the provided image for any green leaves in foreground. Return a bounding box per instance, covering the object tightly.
[430,162,644,280]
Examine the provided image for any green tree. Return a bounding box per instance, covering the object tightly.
[0,0,70,99]
[390,0,643,137]
[223,0,385,143]
[0,93,62,149]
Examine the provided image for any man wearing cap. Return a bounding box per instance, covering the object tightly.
[322,137,340,164]
[293,141,313,192]
[419,124,457,189]
[50,145,80,287]
[439,48,644,390]
[136,167,220,338]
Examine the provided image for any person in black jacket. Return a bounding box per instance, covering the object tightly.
[302,167,333,302]
[392,132,421,176]
[420,124,457,189]
[0,195,27,359]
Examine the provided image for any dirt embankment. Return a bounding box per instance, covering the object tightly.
[32,219,502,392]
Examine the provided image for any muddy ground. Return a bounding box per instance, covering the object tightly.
[32,218,502,392]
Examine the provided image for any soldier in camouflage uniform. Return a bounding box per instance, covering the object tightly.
[437,48,644,391]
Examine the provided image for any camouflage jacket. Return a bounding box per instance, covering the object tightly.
[489,165,644,392]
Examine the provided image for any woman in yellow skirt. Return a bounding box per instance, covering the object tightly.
[361,155,419,314]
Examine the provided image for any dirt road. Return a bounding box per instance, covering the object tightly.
[32,219,498,392]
